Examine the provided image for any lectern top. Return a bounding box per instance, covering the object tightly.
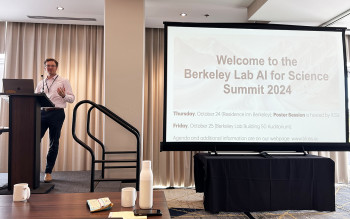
[0,93,54,108]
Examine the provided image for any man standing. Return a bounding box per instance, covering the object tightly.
[35,58,75,183]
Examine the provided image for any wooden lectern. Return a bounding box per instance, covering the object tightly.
[0,93,54,191]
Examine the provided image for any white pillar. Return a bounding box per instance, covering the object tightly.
[104,0,144,178]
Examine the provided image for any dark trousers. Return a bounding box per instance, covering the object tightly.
[40,109,65,174]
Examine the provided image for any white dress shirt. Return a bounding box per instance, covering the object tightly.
[35,75,75,108]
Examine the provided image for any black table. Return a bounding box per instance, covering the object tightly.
[194,153,335,213]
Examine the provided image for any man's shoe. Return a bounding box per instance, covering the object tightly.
[44,173,52,183]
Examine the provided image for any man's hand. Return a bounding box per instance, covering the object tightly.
[57,87,66,98]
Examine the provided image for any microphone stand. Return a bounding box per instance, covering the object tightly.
[41,74,45,93]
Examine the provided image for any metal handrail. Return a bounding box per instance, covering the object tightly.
[86,104,140,179]
[98,104,140,136]
[72,100,140,191]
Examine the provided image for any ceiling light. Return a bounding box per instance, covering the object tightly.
[180,13,187,17]
[57,6,64,11]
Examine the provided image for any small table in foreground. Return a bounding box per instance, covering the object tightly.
[0,191,170,219]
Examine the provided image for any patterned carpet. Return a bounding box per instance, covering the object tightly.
[163,184,350,218]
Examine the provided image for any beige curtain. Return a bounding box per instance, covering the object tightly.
[144,28,195,187]
[0,22,5,53]
[0,22,104,173]
[0,22,7,172]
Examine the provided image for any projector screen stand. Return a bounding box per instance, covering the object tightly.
[208,146,218,155]
[259,151,273,158]
[301,145,308,156]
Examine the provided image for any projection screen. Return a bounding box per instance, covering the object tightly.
[161,22,349,151]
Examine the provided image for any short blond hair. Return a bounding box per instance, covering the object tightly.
[44,58,58,67]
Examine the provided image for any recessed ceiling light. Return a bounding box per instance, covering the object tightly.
[180,13,187,17]
[57,6,64,11]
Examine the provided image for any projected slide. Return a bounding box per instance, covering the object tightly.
[165,25,347,144]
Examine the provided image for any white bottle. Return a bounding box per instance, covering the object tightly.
[139,160,153,209]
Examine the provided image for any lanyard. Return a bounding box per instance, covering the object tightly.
[45,75,58,93]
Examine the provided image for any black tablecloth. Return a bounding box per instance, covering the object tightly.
[194,153,335,212]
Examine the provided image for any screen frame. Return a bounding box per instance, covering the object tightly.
[161,22,349,152]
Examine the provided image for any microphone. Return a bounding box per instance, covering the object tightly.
[41,73,44,93]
